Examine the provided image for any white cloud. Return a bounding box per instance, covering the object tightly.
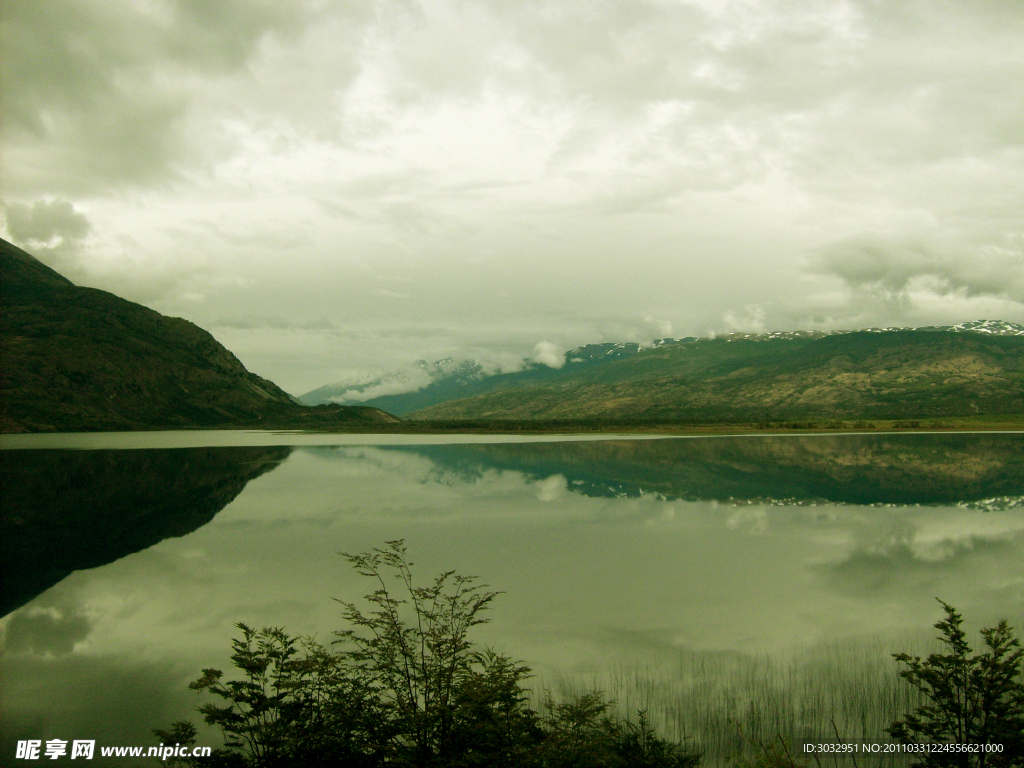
[2,0,1023,391]
[532,341,565,369]
[723,305,767,335]
[813,231,1024,303]
[3,198,93,276]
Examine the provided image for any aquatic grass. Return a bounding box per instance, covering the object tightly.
[537,633,935,767]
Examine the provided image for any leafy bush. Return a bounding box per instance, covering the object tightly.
[160,540,700,768]
[887,600,1024,767]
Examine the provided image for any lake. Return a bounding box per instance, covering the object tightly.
[2,431,1023,765]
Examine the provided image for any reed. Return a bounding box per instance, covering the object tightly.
[538,633,934,768]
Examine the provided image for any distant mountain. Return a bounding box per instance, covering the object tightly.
[0,238,399,432]
[299,339,701,416]
[871,320,1024,336]
[300,358,490,414]
[404,326,1024,422]
[301,322,1024,420]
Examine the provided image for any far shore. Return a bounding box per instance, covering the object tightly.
[4,414,1024,439]
[305,414,1024,435]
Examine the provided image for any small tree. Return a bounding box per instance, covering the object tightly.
[161,541,702,768]
[887,600,1024,768]
[334,539,536,767]
[163,624,378,767]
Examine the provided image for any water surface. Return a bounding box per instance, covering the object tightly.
[2,432,1022,764]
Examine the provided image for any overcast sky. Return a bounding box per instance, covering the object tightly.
[2,0,1023,394]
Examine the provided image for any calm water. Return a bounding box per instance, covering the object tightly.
[2,431,1023,765]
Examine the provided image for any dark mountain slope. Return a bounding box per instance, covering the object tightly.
[0,238,398,432]
[408,330,1024,421]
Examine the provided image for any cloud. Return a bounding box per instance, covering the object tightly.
[533,474,567,502]
[327,366,436,403]
[2,0,1023,391]
[643,314,674,337]
[5,198,91,246]
[0,0,356,195]
[820,534,1022,599]
[722,304,767,334]
[2,604,93,657]
[3,198,93,270]
[812,230,1024,304]
[532,341,565,369]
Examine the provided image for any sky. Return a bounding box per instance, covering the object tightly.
[2,0,1023,395]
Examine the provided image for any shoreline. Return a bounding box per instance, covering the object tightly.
[3,417,1024,450]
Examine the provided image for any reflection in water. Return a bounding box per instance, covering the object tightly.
[0,446,291,615]
[0,433,1022,765]
[394,432,1024,507]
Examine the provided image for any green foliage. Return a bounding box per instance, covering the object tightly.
[532,694,700,768]
[177,624,377,766]
[151,721,211,768]
[887,600,1024,767]
[163,540,701,768]
[333,540,531,766]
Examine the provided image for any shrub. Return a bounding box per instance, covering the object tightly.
[887,600,1024,767]
[161,540,701,768]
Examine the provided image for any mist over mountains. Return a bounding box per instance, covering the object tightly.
[298,341,694,414]
[3,232,1023,431]
[300,321,1024,420]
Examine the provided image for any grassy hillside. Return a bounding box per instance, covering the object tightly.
[0,238,399,432]
[408,331,1024,422]
[298,342,668,414]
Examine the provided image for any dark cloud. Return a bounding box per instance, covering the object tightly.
[5,199,91,245]
[812,230,1024,303]
[3,198,93,271]
[2,604,93,657]
[0,652,200,752]
[0,0,348,194]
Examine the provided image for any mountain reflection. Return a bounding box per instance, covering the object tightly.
[394,433,1024,507]
[0,446,291,616]
[3,433,1022,618]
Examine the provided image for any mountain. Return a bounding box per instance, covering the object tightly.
[0,238,399,432]
[300,358,491,413]
[299,339,701,415]
[404,326,1024,422]
[300,322,1024,422]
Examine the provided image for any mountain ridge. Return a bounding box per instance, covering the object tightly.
[406,329,1024,422]
[0,238,399,433]
[300,321,1024,418]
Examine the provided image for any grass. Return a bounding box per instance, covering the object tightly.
[540,633,937,768]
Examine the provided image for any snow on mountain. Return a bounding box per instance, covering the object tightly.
[299,320,1024,407]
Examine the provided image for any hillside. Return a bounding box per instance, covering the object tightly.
[299,340,697,414]
[407,329,1024,422]
[0,238,399,432]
